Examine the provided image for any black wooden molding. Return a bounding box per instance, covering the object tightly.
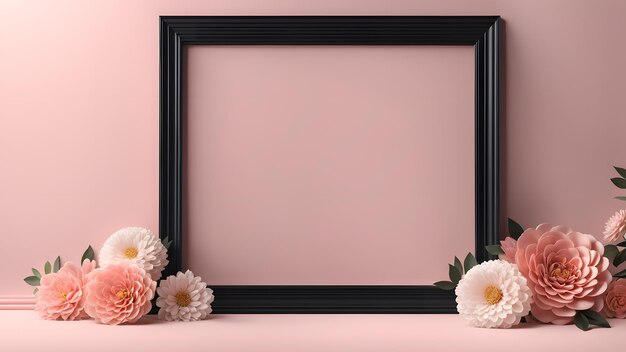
[159,16,500,313]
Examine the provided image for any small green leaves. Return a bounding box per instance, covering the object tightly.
[611,167,626,199]
[81,245,95,263]
[433,281,456,290]
[574,312,589,331]
[161,236,172,250]
[53,256,61,273]
[614,249,626,266]
[463,253,477,273]
[615,166,626,179]
[449,264,462,284]
[605,245,619,261]
[31,268,41,278]
[44,261,51,274]
[574,310,611,331]
[611,178,626,189]
[24,276,40,286]
[583,310,611,328]
[486,245,504,255]
[33,288,39,295]
[453,257,463,276]
[434,252,477,290]
[508,218,524,240]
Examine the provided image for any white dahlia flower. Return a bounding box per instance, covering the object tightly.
[99,227,169,280]
[156,270,214,321]
[604,209,626,243]
[455,260,532,328]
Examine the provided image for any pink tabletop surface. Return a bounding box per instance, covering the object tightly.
[0,311,622,352]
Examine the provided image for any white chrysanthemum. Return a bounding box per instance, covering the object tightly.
[156,270,214,321]
[604,210,626,243]
[455,260,532,328]
[99,227,169,280]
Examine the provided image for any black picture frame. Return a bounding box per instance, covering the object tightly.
[160,16,500,313]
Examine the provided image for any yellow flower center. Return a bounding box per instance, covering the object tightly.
[59,292,67,300]
[483,285,503,305]
[552,267,570,280]
[175,291,191,307]
[124,247,138,259]
[116,289,130,300]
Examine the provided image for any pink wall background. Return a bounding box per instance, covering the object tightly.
[184,46,474,284]
[1,0,626,295]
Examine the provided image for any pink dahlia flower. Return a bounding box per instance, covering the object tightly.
[603,210,626,243]
[35,259,96,320]
[84,262,156,325]
[515,224,611,324]
[498,237,517,263]
[603,279,626,318]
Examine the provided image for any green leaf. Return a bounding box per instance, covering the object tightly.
[485,244,504,255]
[614,249,626,266]
[615,240,626,247]
[615,166,626,179]
[605,245,619,261]
[453,256,463,276]
[463,253,477,273]
[582,310,611,328]
[81,245,95,263]
[44,261,51,274]
[33,288,38,295]
[574,311,590,331]
[161,236,172,250]
[448,264,462,284]
[614,196,626,201]
[53,256,61,273]
[611,178,626,189]
[24,276,40,286]
[508,218,524,240]
[31,268,41,278]
[433,281,456,290]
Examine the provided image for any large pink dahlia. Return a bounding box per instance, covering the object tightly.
[515,224,612,324]
[35,259,96,320]
[84,262,156,325]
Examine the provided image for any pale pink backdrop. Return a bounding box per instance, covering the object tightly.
[1,0,626,295]
[184,46,474,284]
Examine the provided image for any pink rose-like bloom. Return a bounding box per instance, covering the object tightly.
[515,224,611,324]
[84,262,156,325]
[498,237,517,263]
[603,210,626,243]
[603,279,626,318]
[35,259,97,320]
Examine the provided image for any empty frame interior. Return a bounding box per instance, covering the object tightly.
[183,46,474,285]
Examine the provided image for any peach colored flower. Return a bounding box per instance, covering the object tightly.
[35,259,96,320]
[498,237,517,263]
[603,279,626,318]
[84,262,156,325]
[603,210,626,243]
[515,224,611,324]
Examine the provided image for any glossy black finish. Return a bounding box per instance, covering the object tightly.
[160,16,500,313]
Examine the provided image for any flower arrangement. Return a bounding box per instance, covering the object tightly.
[23,227,214,324]
[436,219,613,330]
[435,166,626,330]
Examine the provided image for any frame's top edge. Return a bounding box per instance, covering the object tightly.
[159,16,501,45]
